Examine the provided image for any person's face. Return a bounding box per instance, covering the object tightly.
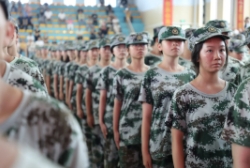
[113,44,128,60]
[88,48,99,60]
[198,37,227,73]
[80,50,87,61]
[129,43,148,59]
[100,46,111,60]
[50,51,56,58]
[232,51,244,61]
[158,39,184,57]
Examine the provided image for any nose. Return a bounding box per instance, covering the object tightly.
[214,50,222,60]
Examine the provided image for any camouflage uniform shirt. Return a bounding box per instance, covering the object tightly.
[45,60,56,95]
[3,62,47,96]
[138,66,196,160]
[144,53,162,67]
[219,56,243,85]
[85,64,103,125]
[11,56,46,89]
[0,91,89,168]
[96,65,117,132]
[166,82,237,168]
[113,68,145,147]
[221,77,250,148]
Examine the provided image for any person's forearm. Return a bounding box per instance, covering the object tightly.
[65,79,69,102]
[59,76,64,97]
[68,80,74,102]
[76,84,83,112]
[113,99,122,133]
[172,129,185,168]
[85,89,93,117]
[53,75,58,97]
[99,90,107,124]
[45,75,51,95]
[142,104,153,154]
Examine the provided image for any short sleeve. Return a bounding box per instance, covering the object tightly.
[112,73,123,101]
[165,90,187,133]
[138,72,153,104]
[85,70,93,90]
[96,68,108,90]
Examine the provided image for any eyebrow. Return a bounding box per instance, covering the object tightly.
[206,45,225,48]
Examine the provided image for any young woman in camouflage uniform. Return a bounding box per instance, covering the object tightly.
[139,26,196,168]
[166,26,237,168]
[85,37,112,168]
[97,34,128,168]
[113,32,150,168]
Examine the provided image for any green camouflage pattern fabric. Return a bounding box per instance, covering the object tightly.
[241,61,250,79]
[205,20,232,32]
[45,60,56,96]
[246,28,250,44]
[153,26,164,38]
[11,56,46,88]
[3,62,47,96]
[219,57,243,85]
[96,65,117,132]
[103,134,119,168]
[185,28,196,38]
[90,125,105,168]
[221,78,250,148]
[229,37,246,53]
[138,67,196,160]
[126,32,149,45]
[158,26,186,42]
[178,57,196,72]
[99,37,111,48]
[0,91,89,168]
[118,145,143,168]
[85,64,103,125]
[87,40,100,50]
[112,68,145,146]
[166,82,237,168]
[63,62,75,96]
[144,53,162,67]
[189,26,229,51]
[110,34,127,50]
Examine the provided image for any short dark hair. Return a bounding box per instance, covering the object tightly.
[0,0,10,20]
[191,38,229,74]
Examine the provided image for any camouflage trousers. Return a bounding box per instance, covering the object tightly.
[118,144,143,168]
[91,125,105,168]
[152,155,174,168]
[104,134,119,168]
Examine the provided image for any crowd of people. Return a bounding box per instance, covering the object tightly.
[2,0,250,168]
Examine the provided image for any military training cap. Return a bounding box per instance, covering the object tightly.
[189,26,229,51]
[158,26,186,42]
[99,37,111,48]
[229,37,246,53]
[49,45,57,52]
[185,28,196,38]
[206,20,231,33]
[153,26,164,39]
[87,40,99,50]
[110,34,127,49]
[126,32,149,45]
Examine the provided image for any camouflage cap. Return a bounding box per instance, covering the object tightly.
[158,26,186,42]
[49,45,57,52]
[229,38,246,53]
[87,40,99,50]
[126,32,149,45]
[185,28,196,38]
[189,26,229,51]
[79,41,88,51]
[206,20,231,33]
[99,37,111,48]
[110,34,127,49]
[153,26,164,38]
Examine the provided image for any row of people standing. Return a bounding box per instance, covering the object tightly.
[33,19,250,168]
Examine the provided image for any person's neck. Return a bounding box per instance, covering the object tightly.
[113,58,127,69]
[229,54,239,61]
[7,46,18,58]
[3,48,14,63]
[99,58,111,67]
[151,48,161,56]
[128,57,147,73]
[79,59,87,65]
[196,69,221,86]
[0,79,23,124]
[181,48,191,61]
[159,54,182,72]
[88,58,98,67]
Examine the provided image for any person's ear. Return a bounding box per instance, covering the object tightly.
[158,41,162,53]
[3,22,15,47]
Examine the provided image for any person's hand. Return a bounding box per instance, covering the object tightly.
[54,93,59,100]
[114,131,120,149]
[143,152,152,168]
[77,108,84,119]
[59,93,64,101]
[87,115,94,128]
[100,122,108,139]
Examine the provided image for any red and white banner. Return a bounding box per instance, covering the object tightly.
[163,0,173,26]
[237,0,244,30]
